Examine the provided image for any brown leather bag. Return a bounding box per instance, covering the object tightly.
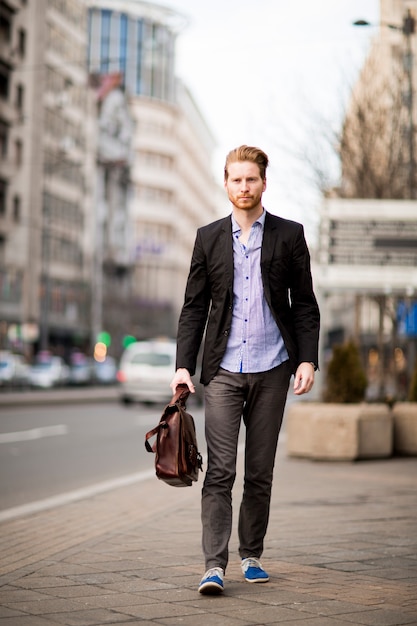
[144,384,203,487]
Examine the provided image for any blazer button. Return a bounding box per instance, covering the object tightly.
[224,330,229,336]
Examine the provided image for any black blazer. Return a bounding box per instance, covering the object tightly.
[176,211,320,385]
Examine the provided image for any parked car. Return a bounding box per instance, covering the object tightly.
[92,356,117,385]
[29,353,70,389]
[68,352,93,385]
[0,351,30,389]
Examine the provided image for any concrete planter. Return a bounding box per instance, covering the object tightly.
[392,402,417,455]
[286,402,393,461]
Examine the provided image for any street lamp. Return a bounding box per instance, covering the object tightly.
[353,9,416,199]
[39,202,51,352]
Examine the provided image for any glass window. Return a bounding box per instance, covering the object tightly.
[131,352,171,366]
[16,84,24,112]
[13,195,21,222]
[0,179,7,216]
[136,19,143,95]
[0,120,8,158]
[18,28,26,57]
[0,62,11,100]
[100,9,111,73]
[120,13,128,79]
[0,3,13,43]
[15,139,23,166]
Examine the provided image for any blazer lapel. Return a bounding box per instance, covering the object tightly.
[261,211,278,304]
[220,216,234,297]
[261,211,277,265]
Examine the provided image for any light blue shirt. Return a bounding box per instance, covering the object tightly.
[220,211,289,373]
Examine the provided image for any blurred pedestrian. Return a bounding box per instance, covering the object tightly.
[170,145,320,594]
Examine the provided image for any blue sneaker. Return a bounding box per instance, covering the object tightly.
[241,558,269,583]
[198,567,224,594]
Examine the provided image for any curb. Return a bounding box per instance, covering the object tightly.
[0,385,120,407]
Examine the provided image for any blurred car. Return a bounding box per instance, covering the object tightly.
[29,353,70,388]
[92,356,117,385]
[117,339,177,405]
[0,351,30,388]
[68,352,93,385]
[117,339,203,405]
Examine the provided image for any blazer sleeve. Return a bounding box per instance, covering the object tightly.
[175,229,211,376]
[289,225,320,367]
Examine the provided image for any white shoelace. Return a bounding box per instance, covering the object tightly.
[202,567,223,580]
[241,558,262,572]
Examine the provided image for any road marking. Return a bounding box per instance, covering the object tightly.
[0,469,156,523]
[0,424,68,444]
[0,434,285,523]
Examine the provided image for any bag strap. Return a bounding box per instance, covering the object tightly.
[144,384,190,453]
[144,424,160,453]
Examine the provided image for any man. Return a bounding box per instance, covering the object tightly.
[170,145,320,594]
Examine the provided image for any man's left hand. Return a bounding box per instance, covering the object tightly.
[293,362,315,395]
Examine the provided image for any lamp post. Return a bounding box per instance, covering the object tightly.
[402,9,416,200]
[39,202,51,352]
[354,9,416,199]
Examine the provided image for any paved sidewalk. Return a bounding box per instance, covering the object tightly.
[0,442,416,625]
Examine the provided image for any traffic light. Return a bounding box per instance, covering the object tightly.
[122,334,137,349]
[96,331,111,347]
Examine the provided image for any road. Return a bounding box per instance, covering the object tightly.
[0,398,206,513]
[0,387,296,517]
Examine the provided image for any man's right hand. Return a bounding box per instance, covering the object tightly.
[170,368,195,394]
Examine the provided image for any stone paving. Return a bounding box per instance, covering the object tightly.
[0,414,416,625]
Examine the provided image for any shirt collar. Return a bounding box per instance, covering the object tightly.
[231,209,265,234]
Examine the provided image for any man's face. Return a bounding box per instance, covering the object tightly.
[224,161,266,212]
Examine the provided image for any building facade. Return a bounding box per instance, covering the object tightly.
[341,0,417,199]
[0,0,221,362]
[0,0,95,358]
[88,0,221,342]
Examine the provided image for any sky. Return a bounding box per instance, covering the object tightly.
[159,0,380,243]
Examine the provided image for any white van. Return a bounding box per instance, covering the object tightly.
[117,339,177,405]
[117,338,203,405]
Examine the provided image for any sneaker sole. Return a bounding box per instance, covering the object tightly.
[198,581,224,594]
[244,576,269,583]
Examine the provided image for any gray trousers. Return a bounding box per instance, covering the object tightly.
[202,361,291,571]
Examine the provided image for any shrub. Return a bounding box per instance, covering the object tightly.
[324,340,367,403]
[408,358,417,402]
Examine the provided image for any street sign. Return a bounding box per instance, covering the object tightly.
[398,301,417,336]
[327,219,417,266]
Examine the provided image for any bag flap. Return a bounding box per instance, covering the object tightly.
[144,384,190,452]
